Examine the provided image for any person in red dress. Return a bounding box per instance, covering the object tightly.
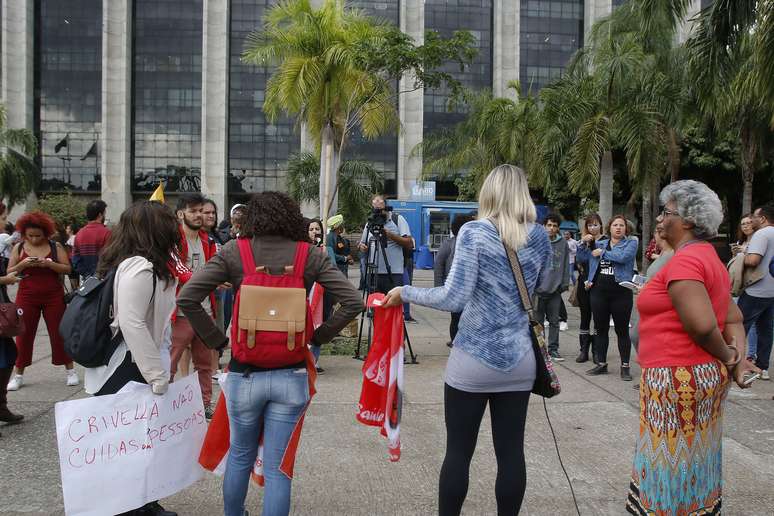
[5,211,76,391]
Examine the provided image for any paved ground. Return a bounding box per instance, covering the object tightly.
[2,270,773,515]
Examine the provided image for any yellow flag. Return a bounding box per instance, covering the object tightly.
[149,183,165,203]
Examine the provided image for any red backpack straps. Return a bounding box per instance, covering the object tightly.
[291,242,311,279]
[237,237,258,275]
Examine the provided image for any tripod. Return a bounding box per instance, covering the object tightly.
[353,225,417,363]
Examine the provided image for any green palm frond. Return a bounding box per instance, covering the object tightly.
[286,152,321,202]
[567,113,610,195]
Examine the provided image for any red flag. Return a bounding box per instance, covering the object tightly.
[356,293,404,461]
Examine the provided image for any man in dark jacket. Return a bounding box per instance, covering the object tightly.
[534,214,571,361]
[434,214,475,345]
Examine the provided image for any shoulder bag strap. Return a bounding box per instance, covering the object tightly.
[502,241,537,325]
[292,242,310,279]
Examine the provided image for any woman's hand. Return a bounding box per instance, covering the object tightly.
[592,248,604,257]
[582,234,594,244]
[0,271,20,285]
[381,287,403,308]
[18,256,39,269]
[730,357,761,389]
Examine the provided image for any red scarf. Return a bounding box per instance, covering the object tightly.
[356,293,404,461]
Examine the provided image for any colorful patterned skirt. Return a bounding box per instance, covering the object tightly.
[627,361,730,515]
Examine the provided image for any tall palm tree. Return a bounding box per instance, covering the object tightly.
[286,152,384,231]
[243,0,398,221]
[0,104,38,206]
[418,83,540,194]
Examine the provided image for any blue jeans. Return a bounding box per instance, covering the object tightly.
[223,369,309,516]
[738,293,774,371]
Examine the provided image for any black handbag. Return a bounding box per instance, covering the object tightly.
[502,242,562,398]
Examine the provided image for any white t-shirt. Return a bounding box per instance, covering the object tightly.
[746,225,774,298]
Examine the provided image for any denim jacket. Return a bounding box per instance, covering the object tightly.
[586,236,638,285]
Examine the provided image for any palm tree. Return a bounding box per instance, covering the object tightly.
[0,104,39,206]
[418,83,541,194]
[242,0,398,222]
[286,152,384,231]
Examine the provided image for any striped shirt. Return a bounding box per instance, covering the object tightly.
[402,219,550,372]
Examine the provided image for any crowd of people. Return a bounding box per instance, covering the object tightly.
[0,165,771,515]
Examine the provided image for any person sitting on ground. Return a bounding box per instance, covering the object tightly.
[627,180,758,515]
[6,211,76,391]
[382,165,550,516]
[434,213,475,347]
[85,200,182,516]
[178,192,362,516]
[72,199,111,280]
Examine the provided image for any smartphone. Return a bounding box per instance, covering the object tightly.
[743,373,761,386]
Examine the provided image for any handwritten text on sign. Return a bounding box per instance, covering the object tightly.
[55,375,207,516]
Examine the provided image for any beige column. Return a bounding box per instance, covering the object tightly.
[201,0,229,217]
[1,0,34,129]
[493,0,520,100]
[677,0,702,44]
[584,0,612,44]
[397,0,424,200]
[101,0,133,223]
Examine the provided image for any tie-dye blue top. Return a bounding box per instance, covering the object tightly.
[401,219,550,372]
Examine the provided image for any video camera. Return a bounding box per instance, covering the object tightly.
[367,205,393,233]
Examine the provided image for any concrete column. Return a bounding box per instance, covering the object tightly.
[101,0,133,223]
[397,0,424,200]
[1,0,34,129]
[493,0,520,100]
[201,0,229,217]
[677,0,702,43]
[584,0,612,44]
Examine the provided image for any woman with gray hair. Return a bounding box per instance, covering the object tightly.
[626,180,759,515]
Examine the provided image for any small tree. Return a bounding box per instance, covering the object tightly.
[286,152,383,232]
[0,104,39,206]
[38,193,88,232]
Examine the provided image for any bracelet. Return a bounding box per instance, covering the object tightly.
[723,343,741,367]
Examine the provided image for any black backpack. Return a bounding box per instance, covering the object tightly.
[60,269,156,368]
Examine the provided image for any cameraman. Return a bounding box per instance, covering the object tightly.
[358,194,413,294]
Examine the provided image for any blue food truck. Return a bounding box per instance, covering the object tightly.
[385,199,549,268]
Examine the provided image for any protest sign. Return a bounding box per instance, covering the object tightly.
[55,375,207,516]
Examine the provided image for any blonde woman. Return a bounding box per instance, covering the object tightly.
[383,165,551,516]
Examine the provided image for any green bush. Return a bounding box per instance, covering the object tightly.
[38,193,88,230]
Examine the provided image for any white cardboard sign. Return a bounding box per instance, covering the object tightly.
[55,375,207,516]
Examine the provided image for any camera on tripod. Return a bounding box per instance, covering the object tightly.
[367,205,393,233]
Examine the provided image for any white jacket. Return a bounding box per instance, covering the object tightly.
[84,256,177,394]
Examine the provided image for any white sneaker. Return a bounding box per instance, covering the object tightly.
[7,374,23,391]
[544,320,549,328]
[560,321,568,332]
[66,370,80,386]
[609,318,615,327]
[761,370,770,381]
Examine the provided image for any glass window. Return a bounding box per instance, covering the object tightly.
[35,1,102,192]
[520,0,583,94]
[132,0,203,194]
[228,0,300,203]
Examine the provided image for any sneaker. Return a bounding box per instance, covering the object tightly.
[137,501,177,516]
[66,370,80,387]
[549,351,565,362]
[211,370,222,384]
[544,320,549,328]
[609,318,615,327]
[315,366,325,374]
[559,321,568,331]
[7,374,23,391]
[204,405,214,421]
[761,370,770,381]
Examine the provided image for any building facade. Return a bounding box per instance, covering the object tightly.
[0,0,701,221]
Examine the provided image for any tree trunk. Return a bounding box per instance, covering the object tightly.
[742,176,753,215]
[319,124,339,223]
[667,129,680,183]
[598,150,614,225]
[641,180,653,270]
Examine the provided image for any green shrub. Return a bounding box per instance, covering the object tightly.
[38,193,88,230]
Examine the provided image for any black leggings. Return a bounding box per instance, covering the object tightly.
[577,271,592,333]
[439,384,530,516]
[590,284,633,364]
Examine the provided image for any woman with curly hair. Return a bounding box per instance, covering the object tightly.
[178,192,362,516]
[6,211,74,391]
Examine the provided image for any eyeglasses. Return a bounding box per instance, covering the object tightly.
[659,208,680,218]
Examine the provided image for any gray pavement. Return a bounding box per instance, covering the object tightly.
[2,270,774,515]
